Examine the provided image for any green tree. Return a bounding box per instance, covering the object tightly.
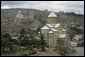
[68,30,76,41]
[40,32,47,51]
[18,28,27,46]
[19,28,26,39]
[19,28,35,50]
[1,33,14,53]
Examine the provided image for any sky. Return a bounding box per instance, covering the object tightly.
[1,1,84,14]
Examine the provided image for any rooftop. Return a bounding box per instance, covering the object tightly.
[41,26,49,29]
[54,23,60,27]
[49,31,54,33]
[70,41,78,44]
[63,28,66,31]
[16,13,24,19]
[59,34,66,38]
[47,24,53,27]
[51,28,58,31]
[48,12,57,17]
[47,23,60,28]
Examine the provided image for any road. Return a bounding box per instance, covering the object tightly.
[31,48,60,56]
[32,47,84,56]
[73,47,84,56]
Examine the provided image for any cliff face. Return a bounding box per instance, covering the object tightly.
[1,9,84,33]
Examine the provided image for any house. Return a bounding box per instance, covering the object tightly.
[72,34,80,43]
[70,41,78,47]
[12,37,18,40]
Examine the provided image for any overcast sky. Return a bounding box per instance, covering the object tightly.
[1,1,84,14]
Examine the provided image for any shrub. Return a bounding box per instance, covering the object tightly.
[29,51,32,55]
[31,49,36,54]
[77,41,84,47]
[57,44,70,56]
[20,53,28,56]
[28,49,36,55]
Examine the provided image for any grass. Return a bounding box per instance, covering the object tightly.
[1,48,37,56]
[2,50,29,56]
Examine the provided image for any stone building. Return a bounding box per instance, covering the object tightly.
[40,11,67,48]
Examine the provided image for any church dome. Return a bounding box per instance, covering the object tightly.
[16,11,24,19]
[16,13,24,19]
[48,12,57,17]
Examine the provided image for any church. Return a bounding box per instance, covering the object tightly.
[40,11,67,48]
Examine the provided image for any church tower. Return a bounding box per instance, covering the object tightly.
[46,11,57,24]
[41,10,67,49]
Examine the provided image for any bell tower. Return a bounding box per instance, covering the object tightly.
[47,11,57,24]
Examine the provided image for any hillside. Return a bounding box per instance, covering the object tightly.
[1,8,84,33]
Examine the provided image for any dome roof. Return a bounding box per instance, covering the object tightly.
[48,12,57,17]
[16,13,24,19]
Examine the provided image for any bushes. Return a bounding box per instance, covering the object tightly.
[1,33,15,54]
[68,30,76,40]
[28,49,36,55]
[1,28,41,56]
[31,49,37,55]
[56,44,70,56]
[68,25,84,41]
[20,49,36,56]
[77,41,84,47]
[20,53,28,56]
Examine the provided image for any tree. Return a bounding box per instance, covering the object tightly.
[40,33,47,51]
[19,28,37,50]
[36,27,41,35]
[1,33,14,53]
[68,25,83,41]
[68,30,76,41]
[2,32,11,39]
[18,28,47,51]
[19,28,26,39]
[18,28,27,46]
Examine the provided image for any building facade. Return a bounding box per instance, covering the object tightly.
[40,11,67,48]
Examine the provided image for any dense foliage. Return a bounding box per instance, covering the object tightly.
[1,28,47,56]
[56,44,70,56]
[68,24,83,40]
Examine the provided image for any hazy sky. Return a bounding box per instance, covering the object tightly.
[1,1,84,14]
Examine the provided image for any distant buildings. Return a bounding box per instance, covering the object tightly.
[71,34,84,47]
[70,41,78,47]
[72,35,80,43]
[12,37,18,40]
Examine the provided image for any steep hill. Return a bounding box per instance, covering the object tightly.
[1,8,84,33]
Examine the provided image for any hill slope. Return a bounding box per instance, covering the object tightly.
[1,9,84,33]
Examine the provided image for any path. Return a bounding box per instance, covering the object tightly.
[32,48,60,56]
[74,47,84,56]
[68,47,84,56]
